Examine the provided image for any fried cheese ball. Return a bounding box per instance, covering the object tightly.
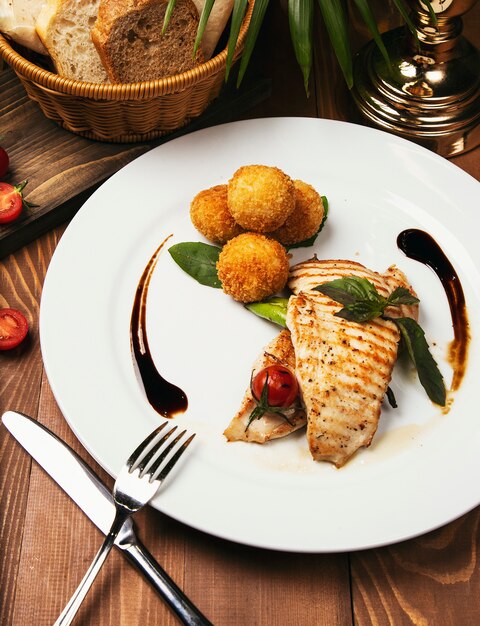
[271,180,325,246]
[227,165,296,232]
[217,233,290,303]
[190,184,244,244]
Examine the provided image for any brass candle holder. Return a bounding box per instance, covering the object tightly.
[351,0,480,156]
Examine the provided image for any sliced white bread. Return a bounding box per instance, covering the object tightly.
[0,0,48,54]
[91,0,204,83]
[36,0,109,82]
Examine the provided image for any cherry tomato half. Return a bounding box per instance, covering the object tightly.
[0,147,9,178]
[0,181,24,224]
[0,308,29,350]
[251,365,299,408]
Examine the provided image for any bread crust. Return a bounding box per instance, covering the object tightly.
[92,0,204,83]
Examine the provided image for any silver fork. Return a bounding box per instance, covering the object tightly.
[54,422,195,626]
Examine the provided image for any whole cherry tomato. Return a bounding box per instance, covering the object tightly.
[0,308,29,350]
[251,365,299,408]
[0,147,9,178]
[0,180,30,224]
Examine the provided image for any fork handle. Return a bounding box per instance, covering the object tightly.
[54,509,129,626]
[124,540,213,626]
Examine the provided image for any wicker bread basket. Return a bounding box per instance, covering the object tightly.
[0,3,253,143]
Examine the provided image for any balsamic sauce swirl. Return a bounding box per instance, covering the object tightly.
[397,229,470,391]
[130,238,188,417]
[130,228,469,415]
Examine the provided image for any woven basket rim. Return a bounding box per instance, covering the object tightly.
[0,1,253,100]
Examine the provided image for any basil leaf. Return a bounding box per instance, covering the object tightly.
[335,300,386,323]
[315,276,383,306]
[387,287,420,307]
[315,277,419,323]
[392,316,446,406]
[168,242,222,288]
[288,195,329,250]
[245,297,288,328]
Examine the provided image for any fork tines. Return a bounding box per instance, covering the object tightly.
[128,422,195,484]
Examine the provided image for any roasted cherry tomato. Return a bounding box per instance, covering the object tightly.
[0,308,29,350]
[0,180,29,224]
[251,365,298,408]
[0,147,9,178]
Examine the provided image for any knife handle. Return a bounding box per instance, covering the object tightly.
[124,540,213,626]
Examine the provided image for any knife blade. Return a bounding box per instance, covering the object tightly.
[2,410,212,626]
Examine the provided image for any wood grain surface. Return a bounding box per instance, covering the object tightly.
[1,2,480,625]
[0,68,271,259]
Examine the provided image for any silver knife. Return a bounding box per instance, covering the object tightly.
[2,410,212,626]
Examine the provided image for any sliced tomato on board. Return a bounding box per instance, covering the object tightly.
[0,180,33,224]
[0,308,29,350]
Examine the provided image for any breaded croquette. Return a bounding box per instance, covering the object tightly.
[217,233,290,303]
[271,180,324,245]
[190,185,244,244]
[227,165,296,232]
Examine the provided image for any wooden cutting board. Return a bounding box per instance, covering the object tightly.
[0,66,270,259]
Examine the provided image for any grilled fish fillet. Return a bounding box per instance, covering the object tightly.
[383,265,419,321]
[223,329,307,443]
[287,258,417,467]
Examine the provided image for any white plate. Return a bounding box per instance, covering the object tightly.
[40,118,480,552]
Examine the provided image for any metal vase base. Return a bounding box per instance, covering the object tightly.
[352,25,480,157]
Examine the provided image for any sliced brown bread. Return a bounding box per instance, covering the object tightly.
[91,0,204,83]
[35,0,109,83]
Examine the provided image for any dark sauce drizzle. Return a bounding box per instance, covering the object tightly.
[397,229,470,391]
[131,238,188,417]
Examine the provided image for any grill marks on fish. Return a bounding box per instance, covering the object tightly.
[288,291,399,466]
[289,258,391,296]
[223,329,307,443]
[287,258,406,467]
[226,257,419,467]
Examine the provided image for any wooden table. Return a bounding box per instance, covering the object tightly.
[1,3,480,625]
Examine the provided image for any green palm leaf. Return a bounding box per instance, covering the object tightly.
[352,0,390,69]
[420,0,438,25]
[236,0,270,87]
[288,0,314,95]
[391,0,419,43]
[194,0,216,55]
[225,0,249,80]
[316,0,353,89]
[162,0,177,33]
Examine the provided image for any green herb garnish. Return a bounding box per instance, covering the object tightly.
[314,277,419,322]
[390,316,447,407]
[315,276,446,406]
[168,242,222,288]
[244,297,288,328]
[246,371,294,431]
